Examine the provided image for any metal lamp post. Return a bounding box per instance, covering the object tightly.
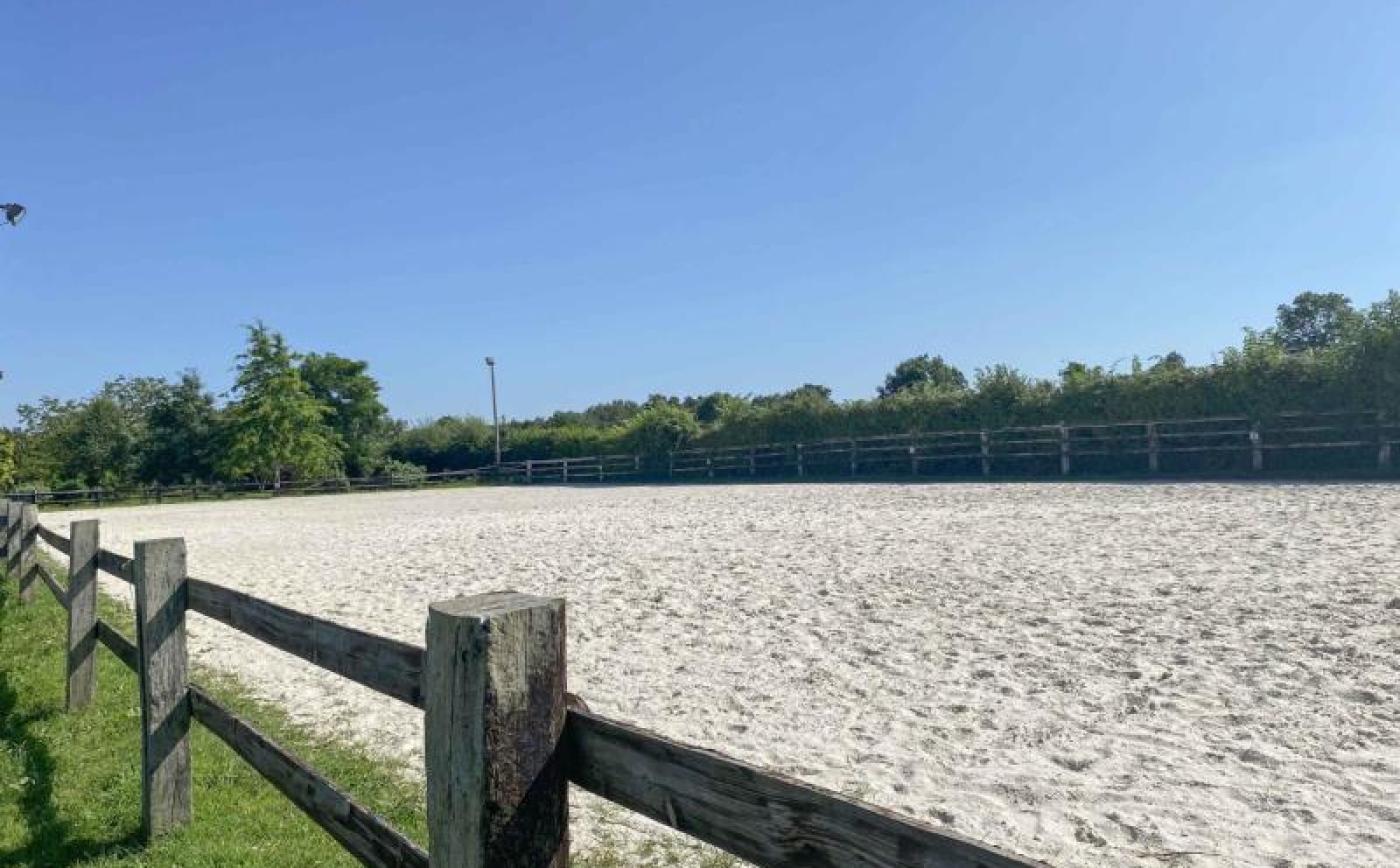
[485,357,501,465]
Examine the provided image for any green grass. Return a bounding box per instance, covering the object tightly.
[0,565,432,866]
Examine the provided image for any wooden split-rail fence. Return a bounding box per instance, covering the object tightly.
[0,497,1047,868]
[667,409,1399,480]
[9,410,1398,509]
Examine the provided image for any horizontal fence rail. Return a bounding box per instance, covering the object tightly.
[187,578,426,708]
[9,410,1398,509]
[565,709,1045,868]
[189,686,430,868]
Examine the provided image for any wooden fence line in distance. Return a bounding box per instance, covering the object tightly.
[669,409,1399,481]
[9,409,1398,510]
[6,497,1051,868]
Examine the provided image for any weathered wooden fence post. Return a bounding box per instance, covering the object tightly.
[0,500,11,589]
[133,537,192,838]
[908,444,918,476]
[424,591,568,868]
[1059,424,1071,476]
[749,447,756,477]
[1147,422,1160,473]
[849,439,858,476]
[795,443,804,477]
[525,460,534,484]
[1250,422,1264,472]
[3,500,13,583]
[980,430,991,477]
[18,502,37,604]
[1378,410,1392,472]
[67,520,100,712]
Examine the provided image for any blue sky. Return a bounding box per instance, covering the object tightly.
[2,1,1398,425]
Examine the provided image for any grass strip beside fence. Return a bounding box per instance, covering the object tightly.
[0,561,429,867]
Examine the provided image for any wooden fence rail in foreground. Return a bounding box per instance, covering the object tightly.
[8,410,1399,509]
[3,498,1051,867]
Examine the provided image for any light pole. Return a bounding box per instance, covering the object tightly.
[485,357,501,465]
[2,203,25,227]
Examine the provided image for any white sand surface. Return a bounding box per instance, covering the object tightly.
[38,483,1400,867]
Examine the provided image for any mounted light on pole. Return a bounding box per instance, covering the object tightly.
[485,357,501,466]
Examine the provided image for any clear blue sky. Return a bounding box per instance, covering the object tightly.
[3,2,1398,425]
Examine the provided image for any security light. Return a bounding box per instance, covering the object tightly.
[1,203,25,226]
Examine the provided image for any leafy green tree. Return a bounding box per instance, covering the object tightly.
[387,416,496,470]
[221,323,341,488]
[1274,292,1358,353]
[299,353,391,477]
[1151,351,1188,373]
[0,430,15,489]
[15,394,138,488]
[972,364,1047,426]
[624,403,700,461]
[140,371,221,483]
[879,355,967,397]
[692,392,744,424]
[1345,290,1400,411]
[756,384,833,406]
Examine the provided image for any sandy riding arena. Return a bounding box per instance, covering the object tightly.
[39,483,1400,867]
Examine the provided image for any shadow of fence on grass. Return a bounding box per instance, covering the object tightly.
[0,639,143,865]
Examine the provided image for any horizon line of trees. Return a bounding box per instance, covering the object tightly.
[3,289,1398,491]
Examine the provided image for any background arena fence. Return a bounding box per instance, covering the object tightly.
[0,497,1047,868]
[8,410,1399,508]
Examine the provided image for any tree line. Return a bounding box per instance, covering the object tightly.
[2,290,1397,490]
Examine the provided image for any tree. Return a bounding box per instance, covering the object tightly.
[1274,292,1358,353]
[624,403,700,461]
[15,393,139,488]
[0,430,15,489]
[752,384,834,408]
[140,371,221,484]
[221,323,341,488]
[1150,351,1188,373]
[300,353,390,476]
[972,364,1046,426]
[693,392,741,424]
[879,355,967,397]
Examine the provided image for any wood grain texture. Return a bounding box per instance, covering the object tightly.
[37,562,68,610]
[36,522,71,555]
[187,578,424,708]
[3,501,17,573]
[67,520,100,712]
[97,548,135,583]
[424,592,568,868]
[18,504,37,604]
[188,686,429,868]
[97,619,139,671]
[565,709,1050,868]
[133,537,192,838]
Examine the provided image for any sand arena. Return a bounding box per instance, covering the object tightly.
[39,482,1400,867]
